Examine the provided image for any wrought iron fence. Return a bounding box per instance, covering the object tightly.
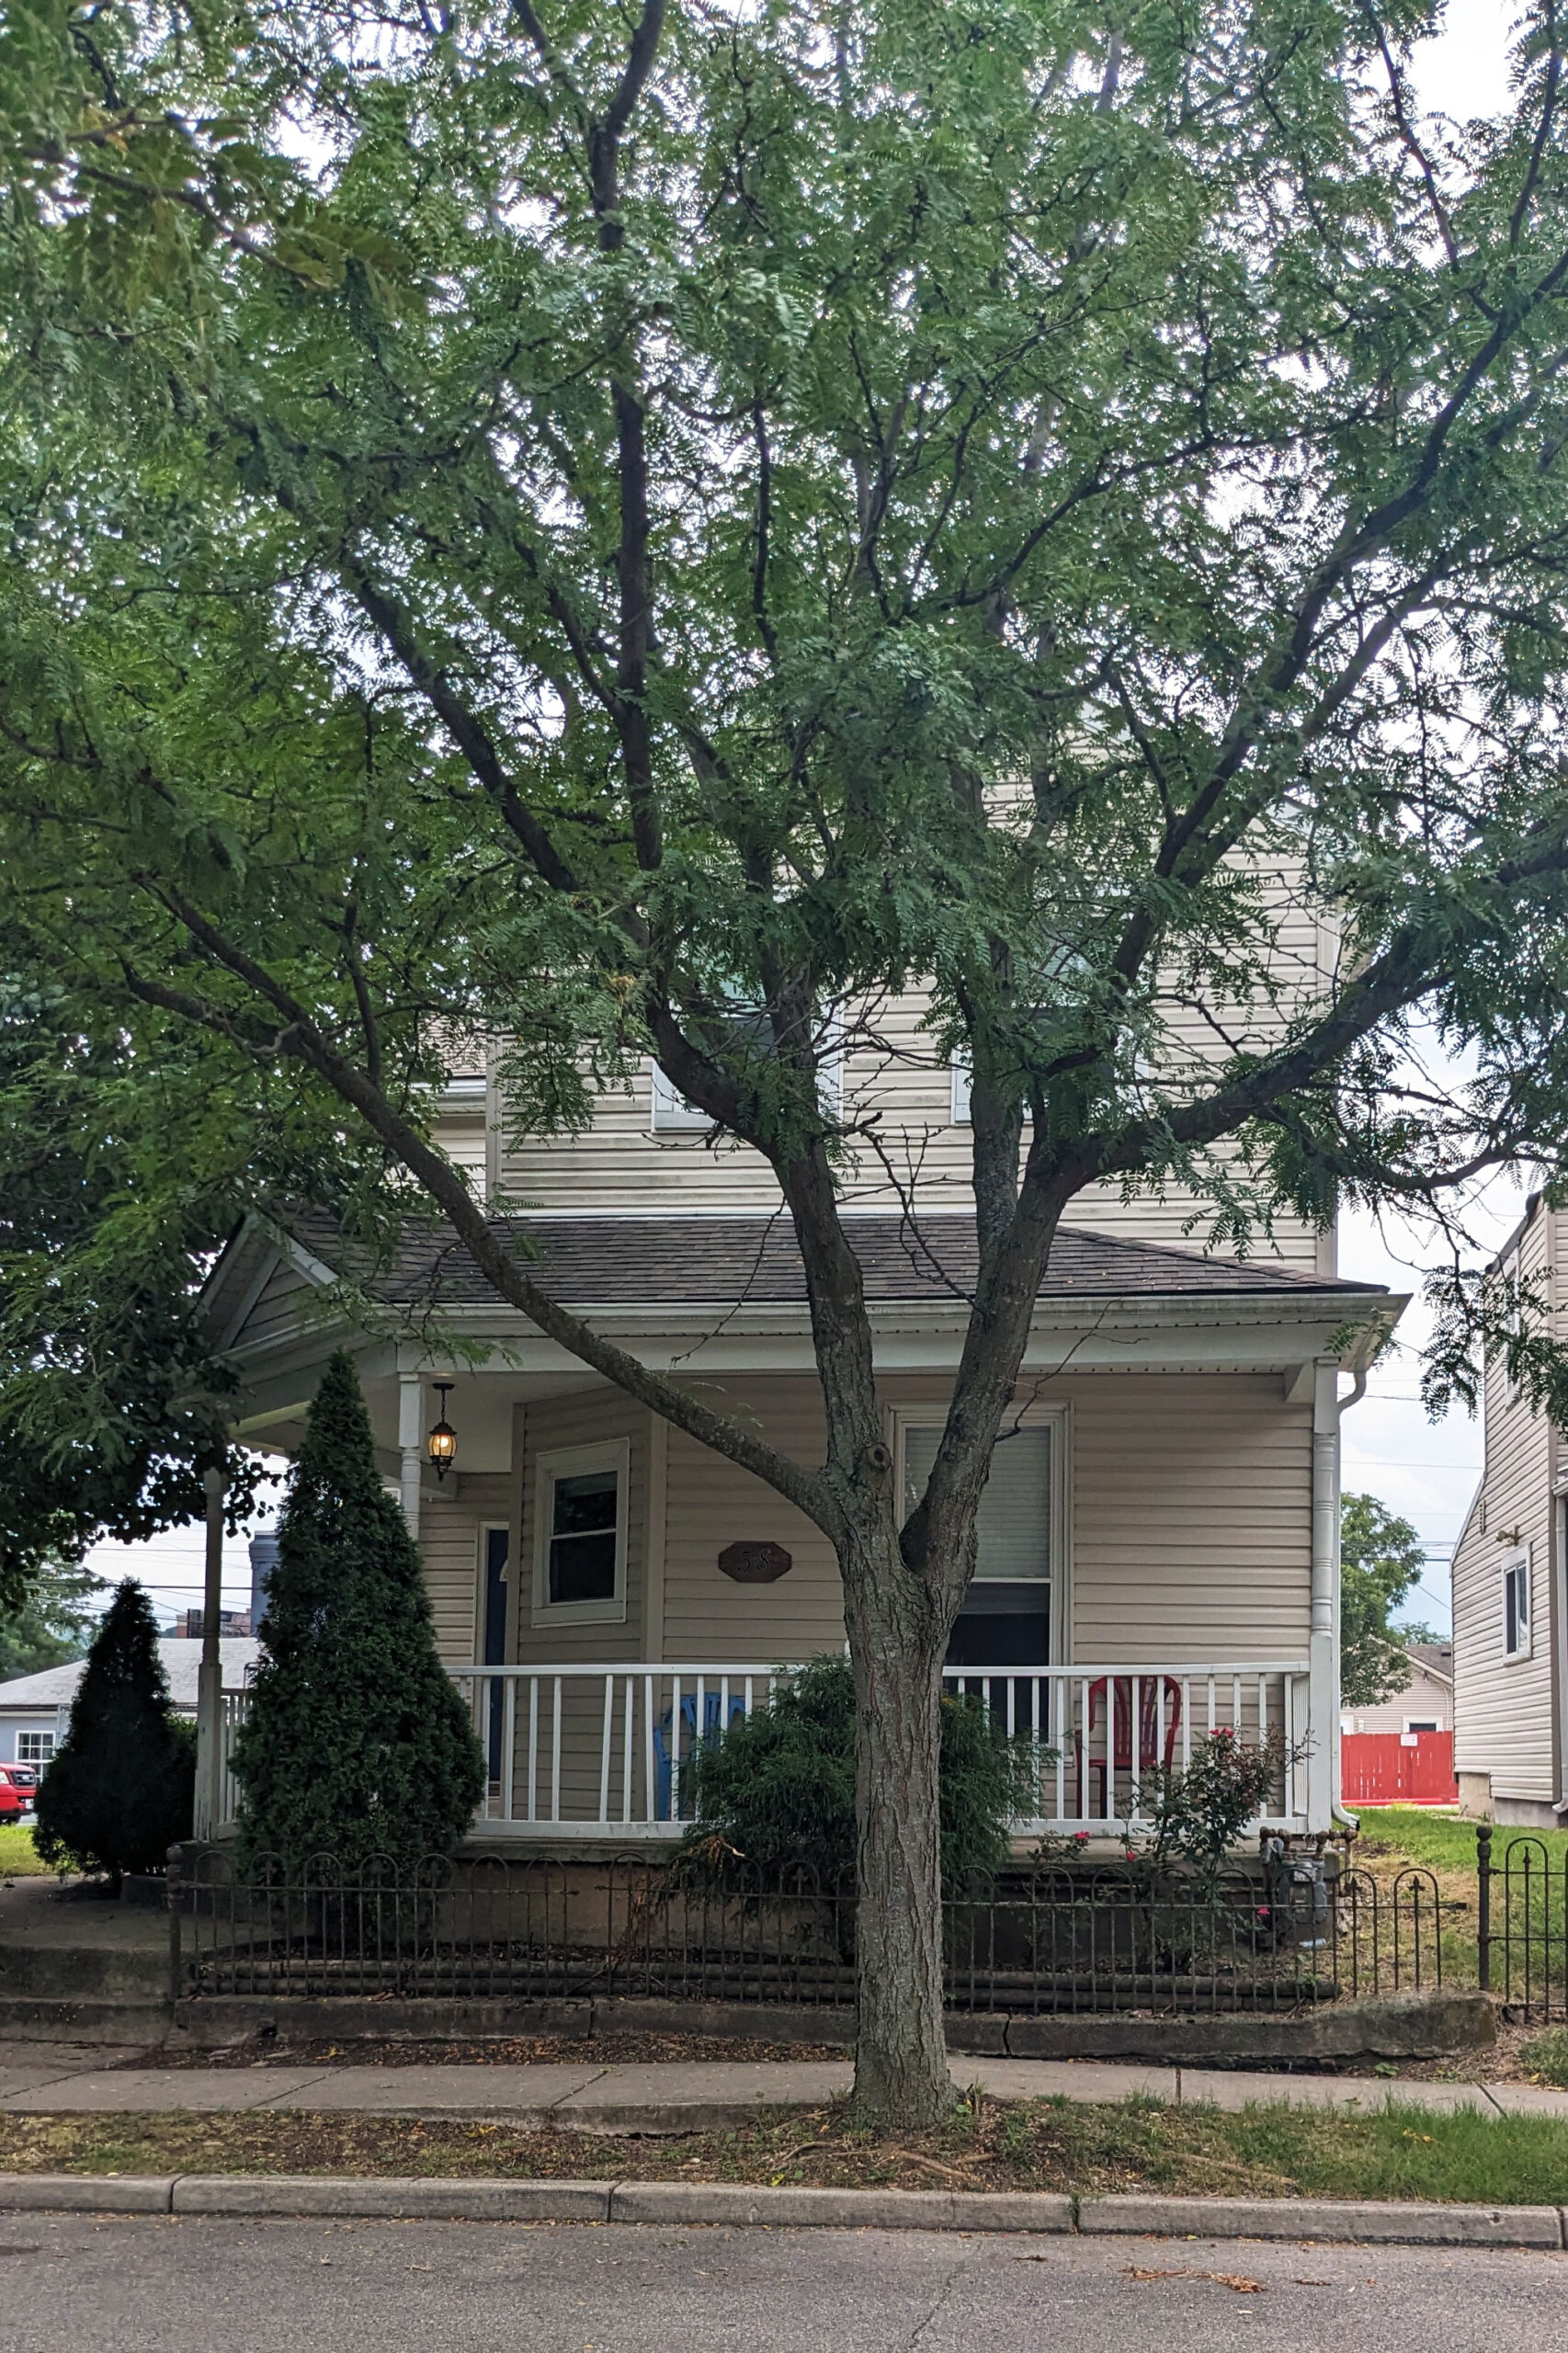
[171,1847,1441,2015]
[1476,1824,1568,2018]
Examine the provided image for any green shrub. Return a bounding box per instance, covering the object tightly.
[33,1580,195,1889]
[233,1351,485,1873]
[676,1653,1043,1894]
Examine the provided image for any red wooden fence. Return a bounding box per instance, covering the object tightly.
[1341,1729,1457,1807]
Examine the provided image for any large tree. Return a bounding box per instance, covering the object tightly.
[7,0,1568,2120]
[1339,1491,1430,1710]
[0,978,276,1609]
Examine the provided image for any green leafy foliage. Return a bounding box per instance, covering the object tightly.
[0,979,275,1614]
[676,1654,1042,1895]
[7,0,1568,2115]
[232,1352,485,1872]
[1341,1493,1429,1709]
[0,1558,103,1680]
[1131,1728,1299,1893]
[33,1580,195,1886]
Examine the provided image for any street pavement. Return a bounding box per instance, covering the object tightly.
[0,2214,1562,2351]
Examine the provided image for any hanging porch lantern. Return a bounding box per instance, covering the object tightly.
[426,1381,458,1482]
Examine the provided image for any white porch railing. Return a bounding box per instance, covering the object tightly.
[449,1660,1316,1840]
[199,1659,1317,1840]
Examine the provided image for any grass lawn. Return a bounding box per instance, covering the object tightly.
[5,2094,1568,2206]
[1356,1808,1568,1876]
[0,1823,47,1876]
[1351,1807,1568,1994]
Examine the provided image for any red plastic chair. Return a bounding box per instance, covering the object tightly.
[1081,1675,1183,1820]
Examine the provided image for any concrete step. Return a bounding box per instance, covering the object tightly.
[0,1941,169,2001]
[0,1996,171,2044]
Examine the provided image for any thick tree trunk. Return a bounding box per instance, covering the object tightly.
[841,1518,954,2128]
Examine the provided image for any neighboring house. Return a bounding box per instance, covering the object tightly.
[1341,1642,1453,1736]
[0,1638,261,1768]
[194,984,1402,1846]
[1451,1193,1568,1826]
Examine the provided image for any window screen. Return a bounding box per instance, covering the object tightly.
[1505,1557,1530,1658]
[548,1469,620,1605]
[903,1426,1051,1581]
[904,1424,1051,1667]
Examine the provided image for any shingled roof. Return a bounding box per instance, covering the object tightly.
[281,1210,1383,1312]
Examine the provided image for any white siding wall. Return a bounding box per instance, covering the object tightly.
[1452,1200,1557,1804]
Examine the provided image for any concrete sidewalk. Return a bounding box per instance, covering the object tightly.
[0,2042,1562,2131]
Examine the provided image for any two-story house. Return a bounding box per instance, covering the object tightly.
[1450,1192,1568,1825]
[196,947,1402,1848]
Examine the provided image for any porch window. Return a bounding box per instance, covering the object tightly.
[532,1440,630,1625]
[1503,1548,1531,1661]
[903,1423,1052,1666]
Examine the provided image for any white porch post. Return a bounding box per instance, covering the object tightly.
[194,1462,225,1842]
[1308,1361,1338,1832]
[398,1373,424,1540]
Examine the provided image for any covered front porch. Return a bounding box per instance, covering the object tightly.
[196,1211,1401,1845]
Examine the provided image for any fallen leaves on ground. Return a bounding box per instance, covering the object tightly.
[1123,2265,1266,2293]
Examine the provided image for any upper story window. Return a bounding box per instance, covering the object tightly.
[651,1009,844,1132]
[1502,1546,1531,1662]
[532,1439,629,1625]
[948,1055,1034,1130]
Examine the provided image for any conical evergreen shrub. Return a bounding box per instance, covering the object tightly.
[33,1579,195,1890]
[232,1351,485,1871]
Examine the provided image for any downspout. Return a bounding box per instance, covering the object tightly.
[1326,1366,1368,1832]
[195,1461,226,1843]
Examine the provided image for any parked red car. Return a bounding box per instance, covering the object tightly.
[0,1765,38,1824]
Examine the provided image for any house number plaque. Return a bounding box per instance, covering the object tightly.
[718,1540,792,1584]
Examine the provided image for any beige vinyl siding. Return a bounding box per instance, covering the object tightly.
[1068,1374,1312,1661]
[1344,1662,1452,1735]
[1452,1201,1557,1803]
[644,1370,1312,1668]
[238,1260,317,1348]
[418,1474,511,1666]
[435,1117,487,1178]
[661,1388,845,1663]
[494,878,1332,1267]
[517,1392,648,1667]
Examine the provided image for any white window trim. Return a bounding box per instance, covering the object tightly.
[15,1731,53,1763]
[891,1403,1070,1661]
[650,1062,712,1131]
[948,1053,1032,1131]
[1502,1543,1532,1663]
[531,1438,631,1627]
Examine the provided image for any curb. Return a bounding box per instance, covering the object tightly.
[1076,2194,1563,2248]
[606,2184,1076,2233]
[0,2174,1562,2244]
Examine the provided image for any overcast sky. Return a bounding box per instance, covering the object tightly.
[84,0,1519,1634]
